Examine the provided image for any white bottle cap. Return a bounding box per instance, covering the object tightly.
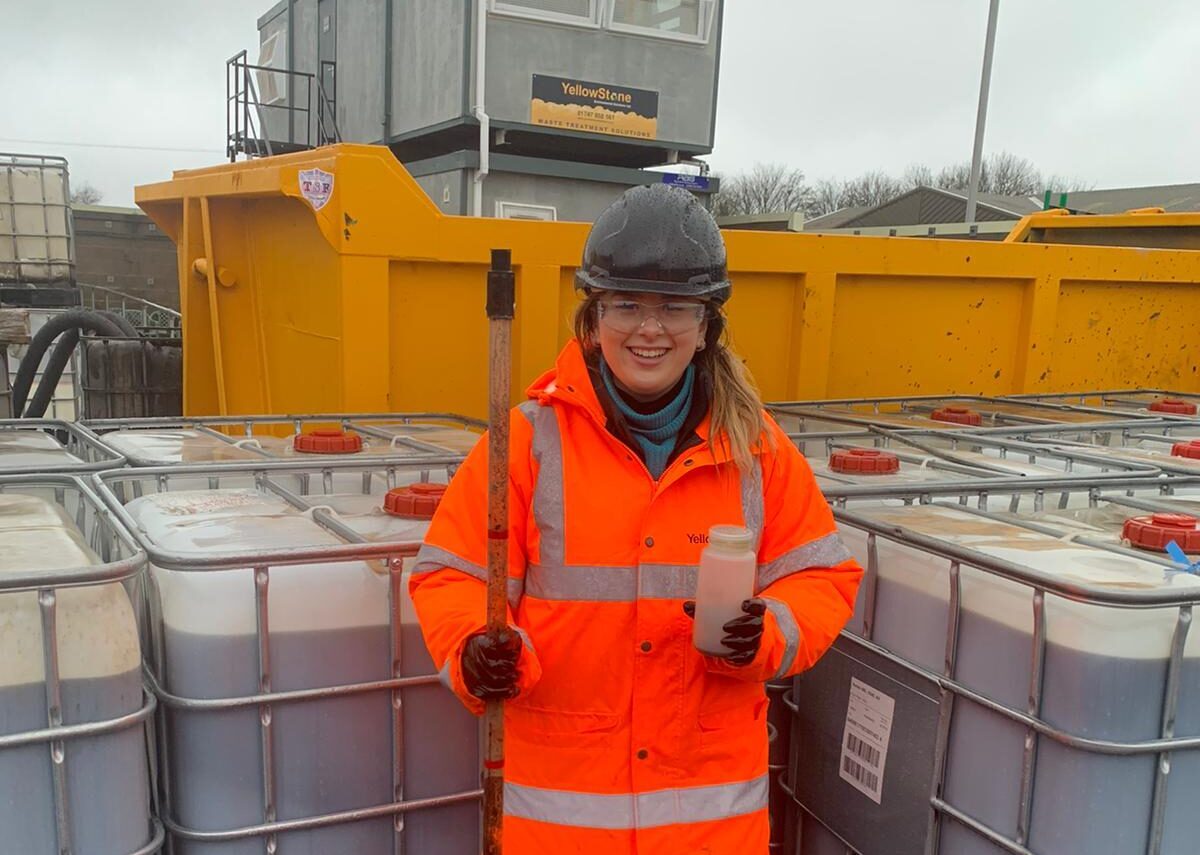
[709,524,754,551]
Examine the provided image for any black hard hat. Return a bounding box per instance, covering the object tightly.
[574,184,732,304]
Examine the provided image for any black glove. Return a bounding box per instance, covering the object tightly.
[683,599,767,666]
[461,629,523,700]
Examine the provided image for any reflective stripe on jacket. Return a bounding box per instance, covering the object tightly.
[409,339,863,854]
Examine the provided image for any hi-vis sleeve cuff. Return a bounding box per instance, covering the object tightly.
[437,623,543,717]
[701,600,799,684]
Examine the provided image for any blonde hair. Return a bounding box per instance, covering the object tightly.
[573,292,771,471]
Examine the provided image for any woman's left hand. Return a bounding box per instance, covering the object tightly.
[682,598,767,666]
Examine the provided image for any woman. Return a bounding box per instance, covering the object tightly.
[411,185,863,854]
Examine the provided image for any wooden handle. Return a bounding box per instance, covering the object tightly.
[484,248,515,855]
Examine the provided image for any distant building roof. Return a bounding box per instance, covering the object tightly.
[1055,183,1200,214]
[717,211,805,232]
[803,206,870,230]
[805,182,1200,233]
[70,203,146,217]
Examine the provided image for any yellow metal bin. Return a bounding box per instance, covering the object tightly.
[136,145,1200,419]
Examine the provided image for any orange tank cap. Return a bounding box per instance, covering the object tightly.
[294,429,364,454]
[383,483,449,519]
[829,448,900,475]
[1122,513,1200,553]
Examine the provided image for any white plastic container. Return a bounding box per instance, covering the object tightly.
[126,484,477,854]
[0,492,150,854]
[693,525,757,656]
[0,428,81,471]
[837,503,1200,855]
[101,429,268,466]
[321,483,480,853]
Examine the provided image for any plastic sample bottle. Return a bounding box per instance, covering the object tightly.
[693,524,757,656]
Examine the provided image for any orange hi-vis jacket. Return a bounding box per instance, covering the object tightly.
[410,340,862,854]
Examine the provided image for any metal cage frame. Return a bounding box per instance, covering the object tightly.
[82,412,486,468]
[0,473,161,855]
[92,457,480,853]
[0,418,125,475]
[783,475,1200,855]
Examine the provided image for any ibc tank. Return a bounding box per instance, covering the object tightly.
[320,484,480,852]
[769,395,1135,435]
[0,489,153,855]
[0,427,82,470]
[99,429,270,466]
[792,431,1158,506]
[123,481,477,854]
[0,420,124,475]
[811,499,1200,855]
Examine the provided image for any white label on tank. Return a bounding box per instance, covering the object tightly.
[838,677,894,805]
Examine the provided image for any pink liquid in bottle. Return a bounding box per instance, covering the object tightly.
[693,524,757,656]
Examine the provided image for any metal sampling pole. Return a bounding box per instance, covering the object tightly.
[483,248,515,855]
[966,0,1001,224]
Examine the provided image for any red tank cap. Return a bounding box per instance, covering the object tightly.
[383,483,448,519]
[931,406,983,426]
[829,448,901,475]
[1150,397,1197,415]
[293,429,364,454]
[1171,440,1200,460]
[1122,513,1200,553]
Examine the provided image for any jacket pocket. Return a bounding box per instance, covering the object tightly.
[698,695,768,734]
[507,704,621,748]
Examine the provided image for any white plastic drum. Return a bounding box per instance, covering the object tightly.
[126,485,477,854]
[838,504,1200,855]
[0,429,82,472]
[0,492,149,854]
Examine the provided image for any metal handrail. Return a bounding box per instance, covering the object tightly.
[227,51,341,162]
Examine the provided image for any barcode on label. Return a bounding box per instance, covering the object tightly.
[846,732,881,768]
[838,677,894,805]
[842,755,879,792]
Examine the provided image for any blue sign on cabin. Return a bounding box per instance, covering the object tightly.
[660,173,711,192]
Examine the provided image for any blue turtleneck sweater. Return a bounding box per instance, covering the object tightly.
[600,360,695,479]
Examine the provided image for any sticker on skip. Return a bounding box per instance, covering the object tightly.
[299,168,334,210]
[838,677,894,805]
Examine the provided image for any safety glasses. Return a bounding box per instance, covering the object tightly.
[596,298,708,335]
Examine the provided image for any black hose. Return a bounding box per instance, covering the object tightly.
[24,310,142,419]
[99,310,139,337]
[11,309,125,417]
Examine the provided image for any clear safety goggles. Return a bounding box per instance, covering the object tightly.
[596,298,708,335]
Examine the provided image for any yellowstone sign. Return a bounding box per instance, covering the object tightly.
[531,74,659,140]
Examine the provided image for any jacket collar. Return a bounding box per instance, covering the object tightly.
[527,339,730,464]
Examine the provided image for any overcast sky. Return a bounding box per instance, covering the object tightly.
[4,1,1198,207]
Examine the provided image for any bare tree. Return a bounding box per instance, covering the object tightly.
[1043,174,1095,194]
[835,171,905,209]
[931,152,1092,197]
[808,178,847,217]
[901,163,935,190]
[711,162,812,217]
[805,172,906,216]
[714,152,1093,220]
[70,182,104,205]
[934,161,976,193]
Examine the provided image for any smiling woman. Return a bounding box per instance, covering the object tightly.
[409,184,863,854]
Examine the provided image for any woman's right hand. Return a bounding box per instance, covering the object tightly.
[461,629,523,700]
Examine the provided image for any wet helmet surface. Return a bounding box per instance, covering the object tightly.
[575,184,731,304]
